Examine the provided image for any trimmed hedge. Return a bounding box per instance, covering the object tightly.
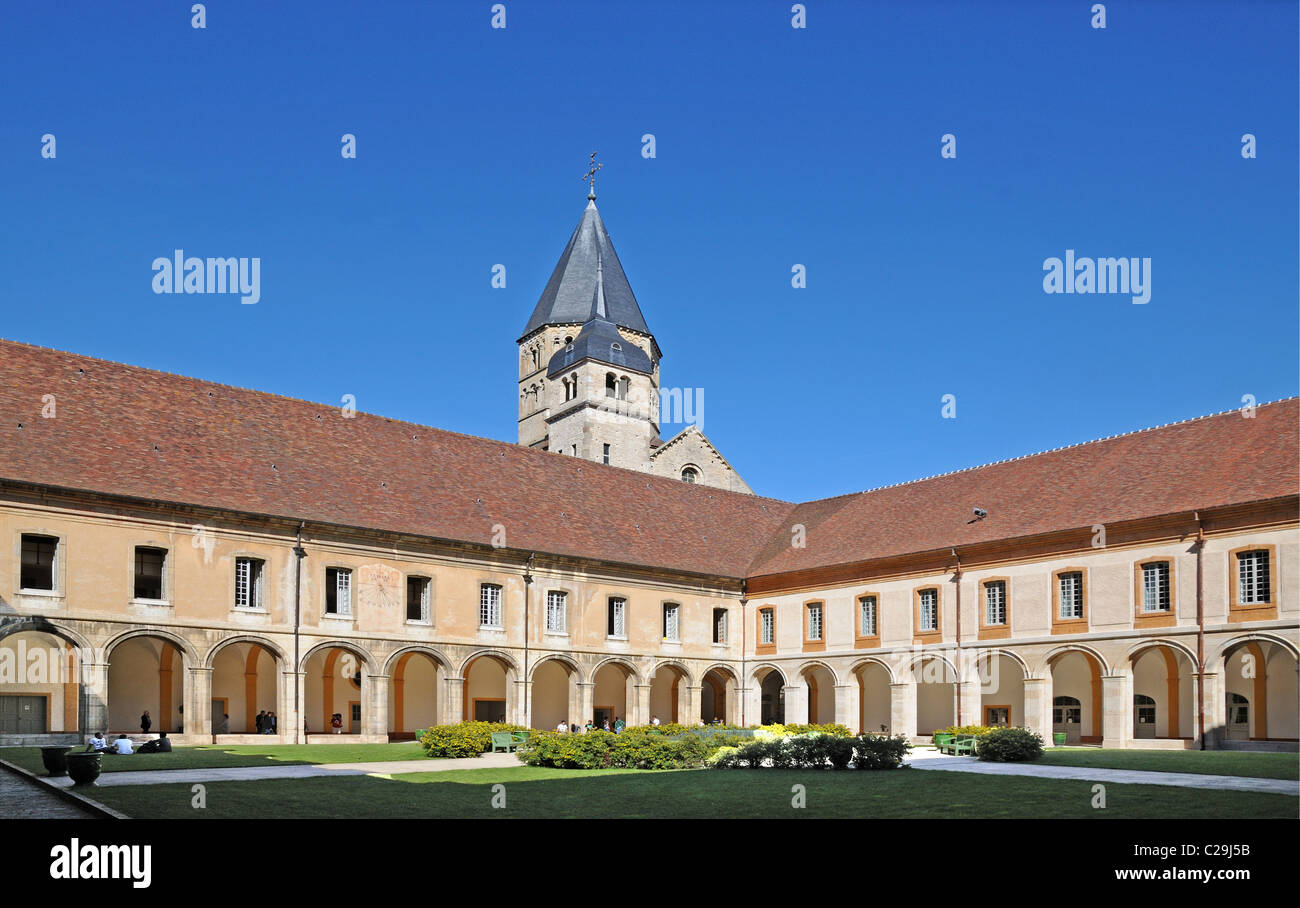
[932,725,1003,738]
[711,732,910,770]
[518,728,750,769]
[418,721,535,758]
[975,727,1044,762]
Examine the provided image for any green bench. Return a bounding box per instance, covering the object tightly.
[936,733,977,756]
[490,732,518,753]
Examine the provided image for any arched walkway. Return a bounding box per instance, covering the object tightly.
[592,660,635,728]
[800,662,837,725]
[756,666,786,726]
[648,662,689,725]
[304,645,371,735]
[530,657,577,730]
[1130,643,1194,740]
[0,630,82,735]
[210,639,279,734]
[1048,649,1103,744]
[854,660,892,734]
[909,656,955,735]
[106,634,184,734]
[463,653,514,724]
[700,666,737,725]
[389,650,445,736]
[977,652,1026,728]
[1220,639,1299,742]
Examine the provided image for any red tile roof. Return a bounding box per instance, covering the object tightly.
[1,339,1296,582]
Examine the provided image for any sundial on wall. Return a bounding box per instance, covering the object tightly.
[357,564,402,611]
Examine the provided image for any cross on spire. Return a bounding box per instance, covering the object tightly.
[582,151,602,201]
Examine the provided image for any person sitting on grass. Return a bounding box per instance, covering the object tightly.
[108,734,134,755]
[86,732,108,752]
[138,732,172,754]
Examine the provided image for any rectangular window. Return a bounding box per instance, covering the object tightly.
[984,581,1007,625]
[760,608,774,646]
[602,443,611,465]
[20,534,57,591]
[608,596,626,637]
[1141,562,1170,612]
[1058,572,1083,620]
[234,557,265,610]
[134,546,167,600]
[859,596,877,637]
[1238,550,1271,605]
[919,589,938,632]
[406,576,430,622]
[546,591,567,632]
[662,603,679,641]
[713,608,728,644]
[325,568,352,616]
[807,602,823,641]
[479,583,503,628]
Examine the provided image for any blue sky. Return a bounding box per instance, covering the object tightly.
[1,1,1295,502]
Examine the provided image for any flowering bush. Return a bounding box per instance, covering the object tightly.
[419,721,534,758]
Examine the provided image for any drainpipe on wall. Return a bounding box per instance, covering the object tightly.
[739,579,748,727]
[292,522,307,745]
[1194,512,1206,751]
[951,548,962,727]
[523,552,534,723]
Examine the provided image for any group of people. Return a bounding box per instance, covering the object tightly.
[555,716,638,734]
[85,731,172,755]
[255,710,278,734]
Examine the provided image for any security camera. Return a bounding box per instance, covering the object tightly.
[973,507,988,519]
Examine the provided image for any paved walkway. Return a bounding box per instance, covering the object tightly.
[905,748,1299,796]
[45,751,522,789]
[0,766,99,817]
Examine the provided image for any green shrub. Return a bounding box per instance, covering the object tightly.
[851,733,911,770]
[418,721,533,758]
[976,727,1044,762]
[782,723,853,738]
[517,728,749,770]
[824,735,856,770]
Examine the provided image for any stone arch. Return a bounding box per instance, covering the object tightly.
[1213,632,1299,666]
[1041,643,1112,678]
[852,657,893,735]
[751,663,787,725]
[462,650,518,724]
[104,627,199,667]
[899,651,958,681]
[973,650,1028,729]
[969,647,1032,681]
[748,662,786,687]
[300,639,375,673]
[648,659,695,687]
[387,646,451,736]
[648,660,692,724]
[795,659,842,686]
[1128,641,1194,740]
[1126,637,1199,670]
[798,660,838,725]
[382,644,453,677]
[0,618,92,737]
[587,655,643,686]
[700,664,739,725]
[848,656,897,685]
[527,652,582,682]
[458,648,519,678]
[1217,634,1299,743]
[205,634,287,669]
[0,616,93,654]
[529,655,580,730]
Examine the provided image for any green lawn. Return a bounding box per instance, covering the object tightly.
[0,741,429,776]
[81,766,1297,819]
[1039,748,1299,780]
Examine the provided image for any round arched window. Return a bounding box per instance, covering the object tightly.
[681,467,698,483]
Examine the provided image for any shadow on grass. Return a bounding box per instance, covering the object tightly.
[85,766,1298,820]
[0,741,430,775]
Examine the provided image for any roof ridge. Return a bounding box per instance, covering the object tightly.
[797,398,1300,504]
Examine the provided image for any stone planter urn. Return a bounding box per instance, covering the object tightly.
[65,751,102,787]
[39,745,73,777]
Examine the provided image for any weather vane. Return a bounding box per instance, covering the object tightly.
[582,151,602,199]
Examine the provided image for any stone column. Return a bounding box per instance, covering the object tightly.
[445,677,465,724]
[363,674,390,739]
[1195,671,1222,749]
[956,680,982,728]
[577,681,595,727]
[80,661,110,736]
[185,667,213,739]
[509,679,528,726]
[1022,678,1051,742]
[623,673,637,727]
[1101,674,1131,749]
[835,684,860,733]
[890,681,917,739]
[682,685,702,727]
[280,669,306,742]
[634,684,652,727]
[783,684,809,725]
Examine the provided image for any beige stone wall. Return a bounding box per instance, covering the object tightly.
[650,429,752,494]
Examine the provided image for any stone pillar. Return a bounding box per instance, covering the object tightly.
[80,661,110,736]
[577,681,595,727]
[783,684,809,725]
[185,667,213,739]
[509,679,528,726]
[1022,678,1051,742]
[835,684,860,733]
[682,685,701,727]
[1101,674,1131,749]
[1195,671,1222,749]
[623,673,637,727]
[956,680,982,728]
[634,684,652,727]
[281,670,306,742]
[363,674,389,739]
[445,677,465,724]
[890,681,917,739]
[740,682,760,728]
